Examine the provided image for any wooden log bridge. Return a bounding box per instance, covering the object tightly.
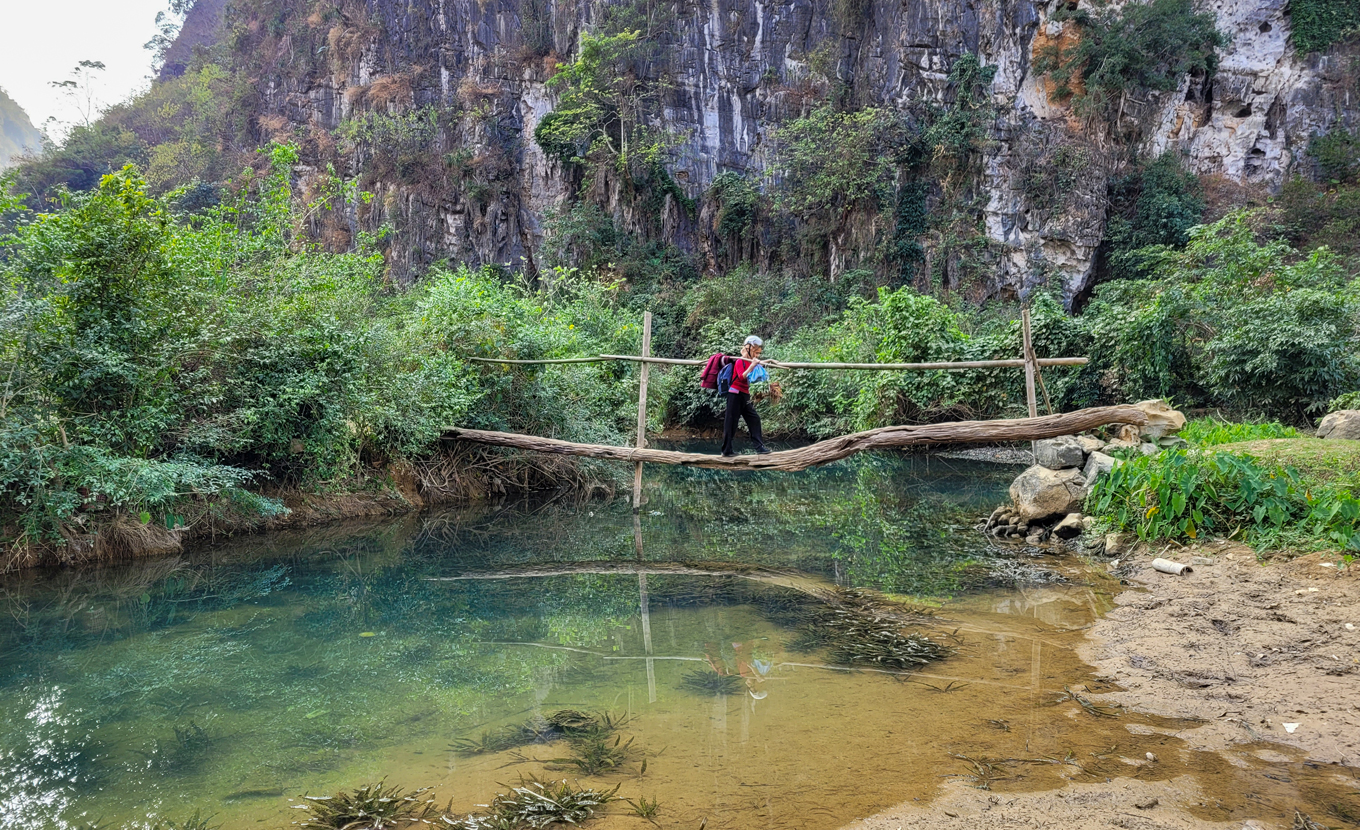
[444,405,1147,472]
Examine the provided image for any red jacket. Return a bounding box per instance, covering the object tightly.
[699,353,732,390]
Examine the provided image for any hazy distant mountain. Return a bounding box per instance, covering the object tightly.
[0,88,43,169]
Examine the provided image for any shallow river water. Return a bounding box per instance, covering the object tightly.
[0,450,1351,829]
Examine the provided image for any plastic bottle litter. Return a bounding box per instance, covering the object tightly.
[1151,558,1193,575]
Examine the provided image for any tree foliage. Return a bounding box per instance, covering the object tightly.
[1286,0,1360,54]
[0,147,639,556]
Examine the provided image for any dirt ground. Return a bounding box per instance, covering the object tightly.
[849,543,1360,830]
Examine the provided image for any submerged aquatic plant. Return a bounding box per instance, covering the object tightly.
[626,794,662,819]
[451,710,632,756]
[548,733,641,776]
[451,718,558,756]
[786,587,953,670]
[151,813,220,830]
[949,754,1010,791]
[481,776,618,829]
[1059,685,1122,718]
[679,670,746,695]
[293,780,436,829]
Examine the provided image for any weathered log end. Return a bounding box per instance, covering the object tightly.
[443,405,1147,472]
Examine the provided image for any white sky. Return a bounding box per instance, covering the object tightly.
[0,0,170,139]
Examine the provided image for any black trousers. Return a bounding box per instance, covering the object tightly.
[721,391,766,455]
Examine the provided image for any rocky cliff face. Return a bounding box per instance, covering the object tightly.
[224,0,1356,299]
[0,88,43,169]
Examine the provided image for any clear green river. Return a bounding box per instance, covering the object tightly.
[0,449,1350,829]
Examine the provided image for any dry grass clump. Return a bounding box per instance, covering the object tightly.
[415,443,617,502]
[366,74,414,110]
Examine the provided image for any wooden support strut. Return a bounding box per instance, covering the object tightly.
[632,311,652,511]
[444,405,1147,472]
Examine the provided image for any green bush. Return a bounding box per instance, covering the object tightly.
[1180,418,1301,446]
[1270,177,1360,259]
[1287,0,1360,54]
[1102,152,1205,279]
[1308,126,1360,184]
[1330,391,1360,412]
[1083,211,1358,419]
[1,147,644,556]
[1088,449,1360,551]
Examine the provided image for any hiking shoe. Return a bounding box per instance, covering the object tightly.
[721,451,736,457]
[756,448,773,454]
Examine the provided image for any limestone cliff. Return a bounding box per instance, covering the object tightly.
[205,0,1357,299]
[0,88,43,169]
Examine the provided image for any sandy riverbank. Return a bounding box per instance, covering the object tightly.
[848,543,1360,830]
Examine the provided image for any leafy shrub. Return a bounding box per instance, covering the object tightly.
[1,148,639,558]
[1101,152,1205,279]
[1287,0,1360,54]
[774,105,904,219]
[708,171,759,239]
[1330,391,1360,412]
[1269,177,1360,259]
[1088,449,1360,550]
[1083,211,1358,419]
[1180,418,1301,446]
[1308,126,1360,184]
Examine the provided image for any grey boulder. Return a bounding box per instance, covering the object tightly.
[1318,410,1360,440]
[1076,435,1106,454]
[1010,466,1087,522]
[1082,451,1120,490]
[1053,513,1085,540]
[1034,436,1087,470]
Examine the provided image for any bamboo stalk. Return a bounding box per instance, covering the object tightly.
[1021,308,1038,420]
[444,405,1147,472]
[468,356,613,364]
[632,311,652,511]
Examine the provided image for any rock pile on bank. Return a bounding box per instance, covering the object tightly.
[984,401,1187,546]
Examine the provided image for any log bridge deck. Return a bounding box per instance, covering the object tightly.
[444,405,1147,472]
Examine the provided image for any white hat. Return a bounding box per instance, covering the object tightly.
[743,335,763,347]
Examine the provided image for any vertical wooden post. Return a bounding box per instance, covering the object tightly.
[1021,306,1038,420]
[632,311,652,512]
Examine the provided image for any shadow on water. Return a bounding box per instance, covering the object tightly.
[0,449,1355,829]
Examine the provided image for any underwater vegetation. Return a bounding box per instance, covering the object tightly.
[294,780,440,829]
[784,588,954,670]
[293,776,623,829]
[626,793,662,820]
[547,733,642,776]
[451,710,633,757]
[679,670,746,695]
[76,813,220,830]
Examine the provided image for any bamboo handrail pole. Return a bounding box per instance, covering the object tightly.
[598,354,1090,370]
[444,405,1147,472]
[468,356,614,364]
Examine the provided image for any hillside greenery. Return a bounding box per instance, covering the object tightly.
[0,148,639,557]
